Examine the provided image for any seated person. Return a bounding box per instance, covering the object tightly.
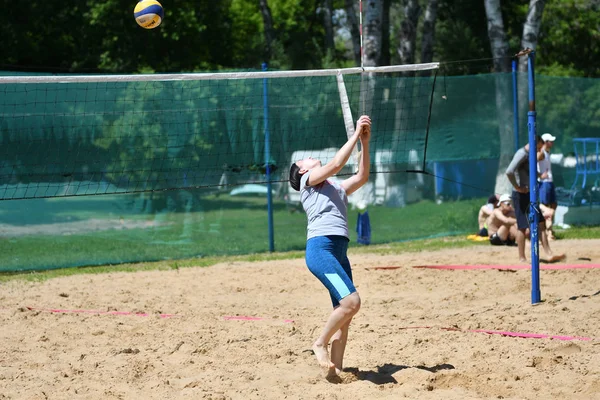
[486,194,517,246]
[477,194,499,236]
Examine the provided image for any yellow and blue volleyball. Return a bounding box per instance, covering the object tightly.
[134,0,164,29]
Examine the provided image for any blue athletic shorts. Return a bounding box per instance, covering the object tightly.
[305,235,356,308]
[512,190,543,230]
[538,181,556,205]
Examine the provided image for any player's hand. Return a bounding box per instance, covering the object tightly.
[517,185,529,194]
[356,115,371,141]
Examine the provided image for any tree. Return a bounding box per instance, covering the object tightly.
[381,0,392,66]
[344,0,362,65]
[518,0,545,72]
[519,0,546,72]
[484,0,513,195]
[259,0,276,62]
[536,0,600,77]
[397,0,421,65]
[363,0,384,66]
[322,0,335,55]
[421,0,439,64]
[484,0,510,73]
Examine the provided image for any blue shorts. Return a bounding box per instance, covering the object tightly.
[512,191,543,230]
[538,182,556,205]
[305,235,356,308]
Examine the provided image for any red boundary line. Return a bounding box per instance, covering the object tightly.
[223,315,294,323]
[398,325,595,341]
[412,264,600,270]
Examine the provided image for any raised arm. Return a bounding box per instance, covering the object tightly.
[341,117,371,195]
[306,115,371,187]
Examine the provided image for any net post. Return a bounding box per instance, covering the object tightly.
[527,52,541,304]
[262,62,275,252]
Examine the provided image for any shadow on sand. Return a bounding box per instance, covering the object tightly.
[332,363,455,385]
[568,289,600,301]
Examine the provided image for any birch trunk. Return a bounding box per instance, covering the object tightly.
[518,0,546,72]
[421,0,439,64]
[355,0,384,206]
[516,0,546,157]
[386,0,420,206]
[364,0,383,66]
[484,0,513,196]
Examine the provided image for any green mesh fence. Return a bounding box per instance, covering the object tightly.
[1,70,599,272]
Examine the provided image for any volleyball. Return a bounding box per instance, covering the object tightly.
[134,0,164,29]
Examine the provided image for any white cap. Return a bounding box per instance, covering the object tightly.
[541,133,556,142]
[497,193,512,206]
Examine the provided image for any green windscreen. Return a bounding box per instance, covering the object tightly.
[1,70,599,271]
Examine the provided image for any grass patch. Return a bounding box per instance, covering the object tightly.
[2,192,599,277]
[554,225,600,240]
[0,194,483,272]
[2,227,598,284]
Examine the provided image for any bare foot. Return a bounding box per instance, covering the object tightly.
[312,343,335,373]
[547,254,566,263]
[519,258,527,263]
[325,371,342,383]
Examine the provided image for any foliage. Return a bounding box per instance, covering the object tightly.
[537,0,600,78]
[536,75,600,153]
[0,0,598,76]
[433,0,491,73]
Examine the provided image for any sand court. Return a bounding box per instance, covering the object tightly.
[1,238,599,399]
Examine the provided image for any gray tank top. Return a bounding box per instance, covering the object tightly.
[300,171,349,240]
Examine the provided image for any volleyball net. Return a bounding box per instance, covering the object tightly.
[1,61,599,272]
[0,64,437,200]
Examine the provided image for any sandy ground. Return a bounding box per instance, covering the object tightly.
[1,238,599,400]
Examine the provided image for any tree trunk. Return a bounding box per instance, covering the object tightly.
[380,0,391,66]
[484,0,510,73]
[518,0,546,72]
[421,0,439,64]
[364,0,383,66]
[344,0,361,65]
[484,0,513,196]
[259,0,275,62]
[322,0,335,54]
[387,0,420,207]
[516,0,546,124]
[354,0,384,206]
[397,0,421,65]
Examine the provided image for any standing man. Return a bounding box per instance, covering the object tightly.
[538,133,557,240]
[506,135,565,263]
